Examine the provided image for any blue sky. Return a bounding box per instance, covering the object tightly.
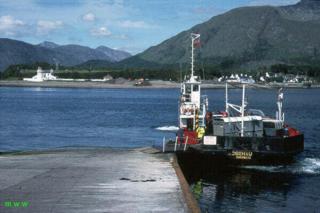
[0,0,299,54]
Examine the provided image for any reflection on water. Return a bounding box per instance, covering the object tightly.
[177,154,319,212]
[192,171,294,212]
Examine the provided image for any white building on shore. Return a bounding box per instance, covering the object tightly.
[23,67,115,83]
[225,74,255,84]
[23,67,57,82]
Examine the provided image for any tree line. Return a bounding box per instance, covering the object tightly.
[1,62,320,82]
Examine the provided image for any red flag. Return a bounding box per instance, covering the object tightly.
[193,37,201,48]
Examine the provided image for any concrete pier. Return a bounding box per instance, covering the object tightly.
[0,148,193,213]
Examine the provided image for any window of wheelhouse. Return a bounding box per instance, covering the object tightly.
[263,122,275,128]
[193,85,199,92]
[186,84,191,94]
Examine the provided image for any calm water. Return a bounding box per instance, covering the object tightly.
[0,87,178,150]
[0,86,320,212]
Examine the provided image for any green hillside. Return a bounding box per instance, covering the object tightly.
[119,0,320,72]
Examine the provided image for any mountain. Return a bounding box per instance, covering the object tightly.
[0,39,57,71]
[37,41,59,49]
[0,39,131,71]
[75,60,115,69]
[53,45,114,65]
[120,0,320,70]
[96,46,131,62]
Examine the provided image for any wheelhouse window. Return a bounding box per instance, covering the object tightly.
[186,84,191,93]
[263,122,275,128]
[193,85,199,92]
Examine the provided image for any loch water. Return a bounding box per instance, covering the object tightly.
[0,86,319,212]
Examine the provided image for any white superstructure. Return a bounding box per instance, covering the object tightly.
[179,33,208,131]
[218,83,285,138]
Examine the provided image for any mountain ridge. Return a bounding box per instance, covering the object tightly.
[37,41,59,49]
[2,0,320,72]
[118,0,320,71]
[0,38,131,71]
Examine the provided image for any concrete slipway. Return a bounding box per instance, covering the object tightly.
[0,148,200,213]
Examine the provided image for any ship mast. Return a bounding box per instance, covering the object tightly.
[191,33,200,78]
[241,84,246,137]
[276,88,284,122]
[225,83,229,113]
[178,33,205,131]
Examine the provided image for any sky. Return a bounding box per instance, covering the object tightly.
[0,0,300,54]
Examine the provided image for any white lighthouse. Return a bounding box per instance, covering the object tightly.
[23,67,57,82]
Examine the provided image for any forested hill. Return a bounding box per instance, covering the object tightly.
[119,0,320,71]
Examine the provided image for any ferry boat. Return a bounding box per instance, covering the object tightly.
[163,33,304,165]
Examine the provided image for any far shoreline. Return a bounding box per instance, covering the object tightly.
[0,80,319,90]
[0,80,180,89]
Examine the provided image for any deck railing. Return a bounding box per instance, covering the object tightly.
[162,136,201,153]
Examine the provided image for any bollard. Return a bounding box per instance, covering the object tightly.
[174,136,178,152]
[184,136,188,151]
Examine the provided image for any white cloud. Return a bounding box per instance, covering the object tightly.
[118,20,152,29]
[249,0,299,6]
[82,12,95,22]
[37,20,63,35]
[0,15,24,36]
[91,26,112,37]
